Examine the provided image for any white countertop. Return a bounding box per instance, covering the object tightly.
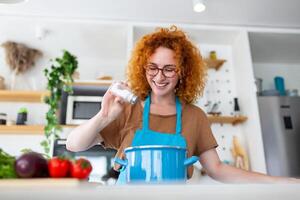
[1,182,300,200]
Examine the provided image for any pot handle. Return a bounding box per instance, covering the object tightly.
[184,156,199,166]
[114,158,128,171]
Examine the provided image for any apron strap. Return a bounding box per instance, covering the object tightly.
[175,96,182,135]
[142,95,151,131]
[142,95,182,135]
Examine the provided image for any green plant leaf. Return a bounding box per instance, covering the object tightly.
[43,50,78,156]
[18,107,28,113]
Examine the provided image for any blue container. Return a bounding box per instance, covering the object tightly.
[274,76,286,96]
[114,145,198,184]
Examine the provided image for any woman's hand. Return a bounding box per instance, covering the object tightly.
[99,82,127,121]
[67,82,131,152]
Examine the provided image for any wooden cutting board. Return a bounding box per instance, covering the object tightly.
[0,178,82,187]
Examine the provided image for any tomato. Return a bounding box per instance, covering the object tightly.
[48,157,71,178]
[70,158,92,179]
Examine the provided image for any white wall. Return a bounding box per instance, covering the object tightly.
[233,32,266,172]
[253,63,300,92]
[0,16,129,92]
[0,135,45,156]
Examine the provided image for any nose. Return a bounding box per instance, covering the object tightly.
[154,69,165,80]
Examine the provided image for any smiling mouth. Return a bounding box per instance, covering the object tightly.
[153,81,169,88]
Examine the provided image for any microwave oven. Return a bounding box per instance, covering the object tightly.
[59,85,109,125]
[66,95,103,125]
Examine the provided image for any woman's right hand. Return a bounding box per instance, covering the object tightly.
[98,84,126,121]
[67,82,130,152]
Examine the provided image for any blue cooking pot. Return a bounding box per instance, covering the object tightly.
[114,145,199,183]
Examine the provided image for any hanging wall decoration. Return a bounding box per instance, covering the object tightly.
[1,41,42,89]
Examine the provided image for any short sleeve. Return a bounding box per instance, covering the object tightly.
[99,102,142,150]
[99,112,125,149]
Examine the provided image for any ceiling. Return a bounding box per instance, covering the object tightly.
[0,0,300,29]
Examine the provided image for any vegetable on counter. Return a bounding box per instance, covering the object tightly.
[48,157,93,179]
[48,157,71,178]
[0,148,17,179]
[71,158,92,179]
[1,148,93,180]
[15,152,48,178]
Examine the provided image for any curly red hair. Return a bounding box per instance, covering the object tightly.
[127,26,207,104]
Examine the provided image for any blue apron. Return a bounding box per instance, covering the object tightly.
[116,95,187,184]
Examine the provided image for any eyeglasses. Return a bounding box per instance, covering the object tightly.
[145,63,178,78]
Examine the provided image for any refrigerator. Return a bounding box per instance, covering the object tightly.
[257,96,300,177]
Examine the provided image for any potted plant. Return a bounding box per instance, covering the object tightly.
[16,107,28,125]
[41,50,78,155]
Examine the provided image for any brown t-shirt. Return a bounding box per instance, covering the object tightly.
[99,100,218,178]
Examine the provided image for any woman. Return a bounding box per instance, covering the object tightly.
[66,26,298,184]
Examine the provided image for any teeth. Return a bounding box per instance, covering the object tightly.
[154,82,168,87]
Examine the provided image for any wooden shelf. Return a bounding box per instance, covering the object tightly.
[0,81,112,103]
[0,116,247,134]
[72,80,113,86]
[0,90,49,103]
[0,125,77,134]
[0,125,45,134]
[204,58,226,70]
[208,115,247,125]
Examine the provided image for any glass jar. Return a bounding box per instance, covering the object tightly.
[0,113,7,125]
[209,51,217,60]
[110,82,138,104]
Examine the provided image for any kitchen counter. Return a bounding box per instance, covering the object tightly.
[1,180,300,200]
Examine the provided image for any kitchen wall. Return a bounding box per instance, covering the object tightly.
[0,16,129,92]
[0,134,45,156]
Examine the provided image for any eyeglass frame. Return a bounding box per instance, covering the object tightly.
[144,63,179,78]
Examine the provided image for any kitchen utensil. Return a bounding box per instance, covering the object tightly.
[233,97,241,116]
[204,100,212,113]
[274,76,286,96]
[207,102,221,115]
[114,145,198,184]
[255,77,263,95]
